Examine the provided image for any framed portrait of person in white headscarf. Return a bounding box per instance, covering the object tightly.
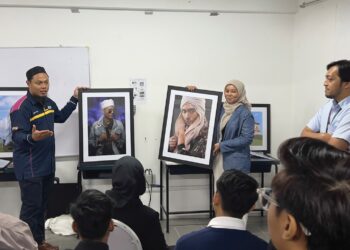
[159,86,222,169]
[79,88,134,166]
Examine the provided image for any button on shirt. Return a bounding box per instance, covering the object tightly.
[307,96,350,150]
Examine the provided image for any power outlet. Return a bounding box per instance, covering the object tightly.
[144,172,154,185]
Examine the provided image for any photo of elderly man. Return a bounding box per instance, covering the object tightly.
[168,95,210,158]
[88,98,125,156]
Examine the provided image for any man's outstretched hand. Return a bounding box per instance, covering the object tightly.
[31,125,53,141]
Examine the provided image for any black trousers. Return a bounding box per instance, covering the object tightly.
[18,174,54,244]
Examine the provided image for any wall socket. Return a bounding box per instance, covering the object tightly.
[144,169,155,185]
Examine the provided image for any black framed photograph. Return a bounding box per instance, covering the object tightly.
[159,86,222,168]
[79,88,134,166]
[0,87,27,158]
[250,104,271,153]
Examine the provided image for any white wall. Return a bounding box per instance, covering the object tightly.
[0,0,296,216]
[292,0,350,135]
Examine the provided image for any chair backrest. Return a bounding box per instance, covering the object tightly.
[108,219,143,250]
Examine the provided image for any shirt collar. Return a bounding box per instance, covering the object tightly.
[334,96,350,109]
[207,216,246,230]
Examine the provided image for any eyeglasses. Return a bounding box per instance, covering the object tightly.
[257,188,312,236]
[257,188,278,211]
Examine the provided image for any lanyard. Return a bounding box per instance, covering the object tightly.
[325,106,342,133]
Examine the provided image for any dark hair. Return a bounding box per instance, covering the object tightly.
[327,60,350,82]
[26,66,47,81]
[70,189,112,240]
[216,169,258,218]
[273,137,350,250]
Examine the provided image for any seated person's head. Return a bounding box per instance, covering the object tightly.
[106,156,146,208]
[215,169,258,218]
[70,189,113,242]
[268,137,350,250]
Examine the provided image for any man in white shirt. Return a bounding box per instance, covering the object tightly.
[175,170,267,250]
[301,60,350,151]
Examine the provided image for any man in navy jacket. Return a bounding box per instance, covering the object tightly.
[175,169,267,250]
[10,66,83,250]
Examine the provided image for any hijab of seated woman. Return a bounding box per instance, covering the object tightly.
[106,156,168,250]
[106,156,146,208]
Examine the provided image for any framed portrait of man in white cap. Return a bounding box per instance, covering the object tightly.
[79,88,134,166]
[159,86,222,169]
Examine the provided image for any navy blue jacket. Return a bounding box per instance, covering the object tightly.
[175,227,267,250]
[216,104,254,173]
[10,91,77,180]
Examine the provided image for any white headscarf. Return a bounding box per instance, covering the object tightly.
[100,99,114,109]
[220,79,251,133]
[175,96,207,150]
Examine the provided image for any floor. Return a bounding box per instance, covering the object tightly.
[46,211,269,249]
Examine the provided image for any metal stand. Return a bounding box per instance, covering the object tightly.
[159,160,213,233]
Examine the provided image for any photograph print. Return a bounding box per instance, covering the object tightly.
[250,104,271,153]
[79,88,134,165]
[159,86,222,168]
[0,87,27,158]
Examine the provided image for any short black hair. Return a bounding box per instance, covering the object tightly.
[26,66,47,81]
[70,189,112,240]
[274,137,350,250]
[327,60,350,82]
[216,169,258,218]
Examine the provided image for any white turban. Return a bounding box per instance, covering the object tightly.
[176,96,207,151]
[180,96,205,116]
[100,99,114,109]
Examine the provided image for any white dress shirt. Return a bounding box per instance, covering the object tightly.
[207,216,246,230]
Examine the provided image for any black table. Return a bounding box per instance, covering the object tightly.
[159,160,213,233]
[77,163,114,193]
[0,163,16,182]
[251,155,280,187]
[251,155,280,215]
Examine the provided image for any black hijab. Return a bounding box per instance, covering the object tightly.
[106,156,146,208]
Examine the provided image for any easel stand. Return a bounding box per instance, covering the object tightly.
[159,160,213,233]
[77,163,114,193]
[250,155,279,216]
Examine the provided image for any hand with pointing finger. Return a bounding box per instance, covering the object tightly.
[31,125,53,141]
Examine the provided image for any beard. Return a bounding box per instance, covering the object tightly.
[32,95,47,105]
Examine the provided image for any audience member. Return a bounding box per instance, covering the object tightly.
[70,189,114,250]
[0,212,38,250]
[263,137,350,250]
[175,169,267,250]
[301,60,350,151]
[106,156,168,250]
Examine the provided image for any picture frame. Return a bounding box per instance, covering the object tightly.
[250,104,271,153]
[0,87,27,159]
[159,86,222,169]
[79,88,134,166]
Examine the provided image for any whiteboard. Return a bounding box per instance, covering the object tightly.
[0,47,90,157]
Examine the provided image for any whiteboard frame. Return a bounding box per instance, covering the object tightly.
[0,47,90,157]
